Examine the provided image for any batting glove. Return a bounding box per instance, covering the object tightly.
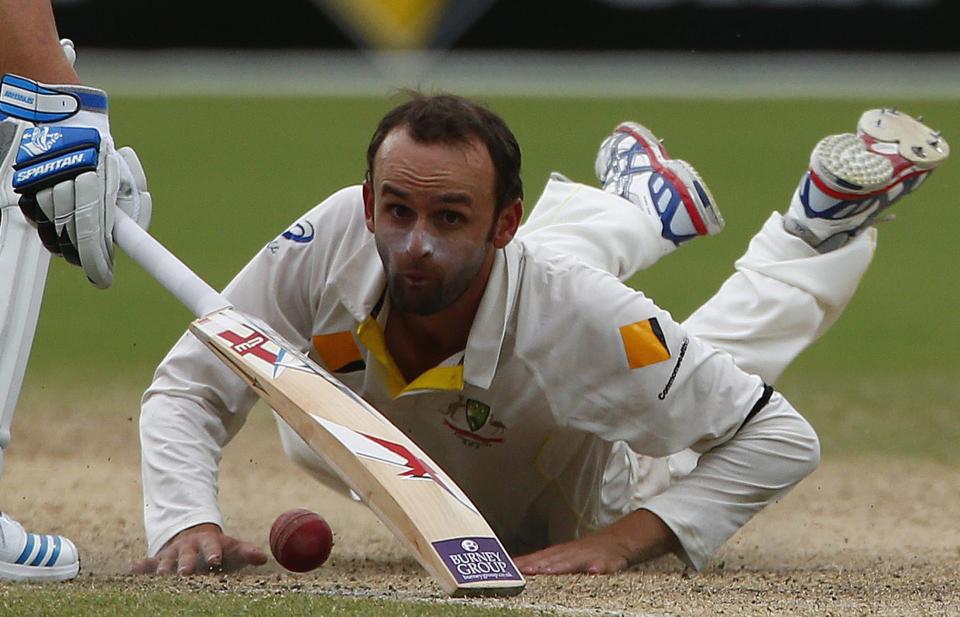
[1,53,151,288]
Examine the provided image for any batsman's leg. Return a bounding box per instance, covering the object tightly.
[0,207,50,479]
[0,207,80,581]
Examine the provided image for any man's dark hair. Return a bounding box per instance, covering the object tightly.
[366,93,523,214]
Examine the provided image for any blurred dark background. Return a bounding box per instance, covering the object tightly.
[51,0,958,51]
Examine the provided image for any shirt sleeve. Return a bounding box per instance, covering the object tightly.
[525,258,765,457]
[140,186,362,555]
[140,331,257,556]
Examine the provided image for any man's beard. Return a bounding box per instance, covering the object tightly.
[379,243,489,316]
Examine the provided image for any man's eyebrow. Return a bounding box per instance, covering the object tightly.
[381,183,474,206]
[437,192,473,205]
[381,183,411,198]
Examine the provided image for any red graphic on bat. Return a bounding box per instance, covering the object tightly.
[354,432,475,512]
[360,433,436,479]
[218,328,277,365]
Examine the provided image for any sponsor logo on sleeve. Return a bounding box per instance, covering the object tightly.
[658,336,688,400]
[282,220,315,243]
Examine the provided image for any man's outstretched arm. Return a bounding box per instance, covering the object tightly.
[514,509,679,575]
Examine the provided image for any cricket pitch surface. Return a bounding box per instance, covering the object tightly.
[4,386,959,616]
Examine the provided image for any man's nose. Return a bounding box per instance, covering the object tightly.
[404,222,434,257]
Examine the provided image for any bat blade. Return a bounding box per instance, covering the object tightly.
[189,307,525,596]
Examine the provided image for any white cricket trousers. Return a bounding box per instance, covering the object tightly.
[521,175,877,384]
[521,175,876,506]
[0,206,51,479]
[276,175,876,500]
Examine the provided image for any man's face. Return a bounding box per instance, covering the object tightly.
[364,127,516,316]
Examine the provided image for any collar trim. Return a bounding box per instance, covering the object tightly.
[356,316,465,398]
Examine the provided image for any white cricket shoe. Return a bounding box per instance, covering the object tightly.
[784,108,950,252]
[595,121,724,246]
[0,512,80,581]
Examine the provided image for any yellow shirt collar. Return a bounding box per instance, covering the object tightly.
[356,315,465,398]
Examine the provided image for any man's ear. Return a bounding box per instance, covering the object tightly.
[362,180,375,233]
[491,199,523,249]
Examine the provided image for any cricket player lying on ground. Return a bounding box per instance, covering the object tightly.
[134,94,948,576]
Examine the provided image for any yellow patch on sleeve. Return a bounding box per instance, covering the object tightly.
[312,331,363,372]
[619,318,671,369]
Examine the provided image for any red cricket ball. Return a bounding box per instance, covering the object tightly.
[269,508,334,572]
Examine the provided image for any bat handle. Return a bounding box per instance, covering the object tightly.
[113,209,231,318]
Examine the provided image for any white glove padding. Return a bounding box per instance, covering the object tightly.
[116,146,152,230]
[0,118,23,210]
[30,146,152,288]
[60,39,76,68]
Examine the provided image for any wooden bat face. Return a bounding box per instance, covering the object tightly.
[189,307,525,596]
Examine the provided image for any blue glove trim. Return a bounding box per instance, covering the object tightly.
[2,74,58,94]
[65,89,108,113]
[15,126,101,166]
[1,74,79,122]
[0,74,108,122]
[12,145,98,190]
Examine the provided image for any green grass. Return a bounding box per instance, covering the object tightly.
[0,581,540,617]
[779,371,960,463]
[12,93,960,617]
[24,97,960,381]
[21,96,960,462]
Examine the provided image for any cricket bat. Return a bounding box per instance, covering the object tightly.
[112,210,525,597]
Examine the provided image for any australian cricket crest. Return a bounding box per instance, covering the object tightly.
[442,396,505,448]
[466,399,490,431]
